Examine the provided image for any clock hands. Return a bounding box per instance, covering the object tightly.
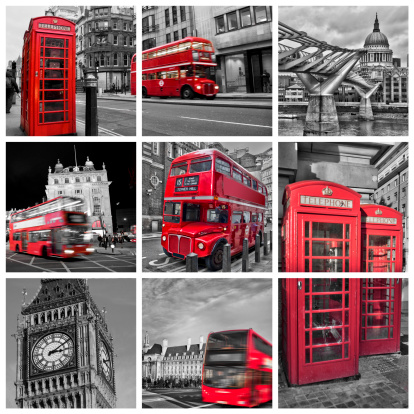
[48,338,71,356]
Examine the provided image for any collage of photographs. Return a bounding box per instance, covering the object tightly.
[2,1,410,411]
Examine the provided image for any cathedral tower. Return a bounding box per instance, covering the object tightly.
[14,279,116,408]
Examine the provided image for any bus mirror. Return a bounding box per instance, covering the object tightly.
[192,51,199,61]
[211,54,216,63]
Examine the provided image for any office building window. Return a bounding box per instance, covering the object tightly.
[172,6,177,24]
[173,31,179,41]
[216,15,225,33]
[165,9,170,27]
[254,6,268,23]
[182,28,187,38]
[180,6,186,22]
[227,12,237,30]
[166,33,171,44]
[240,7,252,27]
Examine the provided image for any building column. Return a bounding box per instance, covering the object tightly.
[383,71,387,102]
[398,76,402,103]
[391,75,395,102]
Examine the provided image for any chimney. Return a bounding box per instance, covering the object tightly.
[199,335,204,351]
[187,337,191,352]
[162,339,168,356]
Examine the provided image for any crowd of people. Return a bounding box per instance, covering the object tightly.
[97,232,129,249]
[143,377,202,390]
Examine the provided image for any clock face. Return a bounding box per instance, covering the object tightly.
[32,332,74,372]
[100,342,112,381]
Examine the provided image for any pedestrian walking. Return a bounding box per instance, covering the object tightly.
[103,234,108,250]
[97,235,102,247]
[261,69,271,93]
[6,69,20,114]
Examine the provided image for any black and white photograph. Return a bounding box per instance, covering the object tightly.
[142,141,272,272]
[279,278,408,408]
[279,142,408,272]
[142,6,272,136]
[6,278,136,408]
[142,278,272,408]
[6,142,136,272]
[278,6,408,136]
[6,6,136,136]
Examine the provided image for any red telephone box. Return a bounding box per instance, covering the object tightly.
[282,181,361,272]
[360,205,403,272]
[360,278,402,356]
[281,278,360,385]
[20,17,76,136]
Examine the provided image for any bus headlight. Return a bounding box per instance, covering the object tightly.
[215,85,219,89]
[198,242,205,250]
[162,223,165,227]
[196,85,201,90]
[64,249,75,254]
[162,236,167,241]
[86,248,95,252]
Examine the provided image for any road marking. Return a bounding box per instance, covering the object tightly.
[75,119,123,136]
[170,265,187,272]
[159,253,165,255]
[8,253,17,259]
[142,257,147,259]
[192,403,218,409]
[6,257,53,272]
[180,116,272,129]
[76,102,136,112]
[83,258,117,272]
[149,257,170,266]
[29,257,35,265]
[59,261,71,272]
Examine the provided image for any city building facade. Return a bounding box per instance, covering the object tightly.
[142,6,272,93]
[142,333,205,381]
[372,143,409,269]
[14,279,116,408]
[76,6,136,91]
[45,157,113,235]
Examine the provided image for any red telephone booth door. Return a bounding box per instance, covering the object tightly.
[298,215,358,272]
[297,278,359,385]
[362,230,402,272]
[35,33,75,135]
[360,278,401,356]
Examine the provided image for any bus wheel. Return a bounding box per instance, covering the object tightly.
[142,87,148,98]
[163,247,172,258]
[206,243,224,271]
[42,247,48,259]
[181,86,194,100]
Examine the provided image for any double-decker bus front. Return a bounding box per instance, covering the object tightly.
[142,37,219,99]
[9,197,94,259]
[131,54,136,95]
[202,330,272,407]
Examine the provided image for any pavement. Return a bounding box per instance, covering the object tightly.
[142,388,272,409]
[143,92,272,110]
[6,93,136,136]
[278,311,409,409]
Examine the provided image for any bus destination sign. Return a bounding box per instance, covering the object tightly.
[184,176,199,186]
[39,23,71,31]
[175,186,198,192]
[300,195,353,209]
[362,216,397,225]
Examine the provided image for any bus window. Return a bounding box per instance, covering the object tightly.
[252,214,258,223]
[194,65,207,78]
[190,157,212,173]
[179,42,191,51]
[142,53,148,60]
[13,232,21,241]
[258,213,263,222]
[232,211,243,224]
[216,158,231,176]
[207,208,228,223]
[192,41,203,50]
[183,203,200,222]
[170,163,187,176]
[164,202,181,223]
[258,185,264,194]
[182,65,194,77]
[243,175,251,187]
[204,43,213,52]
[233,167,242,183]
[29,232,40,243]
[157,71,167,79]
[142,74,147,80]
[148,73,156,80]
[243,212,250,223]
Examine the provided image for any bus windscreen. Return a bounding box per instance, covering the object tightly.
[207,331,248,350]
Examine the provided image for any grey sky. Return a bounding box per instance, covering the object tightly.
[279,6,408,66]
[221,142,272,155]
[6,7,49,62]
[142,278,272,349]
[6,278,136,408]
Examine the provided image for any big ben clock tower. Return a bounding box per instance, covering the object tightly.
[14,279,116,408]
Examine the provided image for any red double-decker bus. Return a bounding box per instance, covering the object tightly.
[142,37,219,99]
[161,149,268,271]
[202,329,272,407]
[131,53,136,95]
[9,196,94,259]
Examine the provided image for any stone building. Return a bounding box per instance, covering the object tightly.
[372,143,409,269]
[142,6,272,93]
[76,6,136,91]
[14,279,116,408]
[45,157,113,235]
[142,333,205,381]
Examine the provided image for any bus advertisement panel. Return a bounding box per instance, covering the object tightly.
[202,329,272,407]
[161,149,268,271]
[9,196,94,259]
[142,37,219,100]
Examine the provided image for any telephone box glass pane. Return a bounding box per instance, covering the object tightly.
[367,302,390,313]
[44,80,64,89]
[369,235,391,247]
[366,328,389,340]
[46,59,64,68]
[44,91,64,100]
[305,222,309,238]
[312,294,343,310]
[312,241,343,256]
[45,38,65,47]
[313,310,343,327]
[312,279,343,292]
[45,48,65,58]
[312,259,343,272]
[313,345,342,362]
[367,315,389,326]
[44,113,64,123]
[45,102,64,111]
[45,69,64,78]
[312,222,343,238]
[313,328,343,344]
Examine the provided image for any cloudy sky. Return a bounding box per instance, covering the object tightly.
[279,6,408,66]
[142,278,272,349]
[6,278,136,408]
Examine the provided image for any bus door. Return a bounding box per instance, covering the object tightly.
[251,213,259,243]
[21,231,28,252]
[242,212,252,245]
[231,211,244,252]
[51,229,63,255]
